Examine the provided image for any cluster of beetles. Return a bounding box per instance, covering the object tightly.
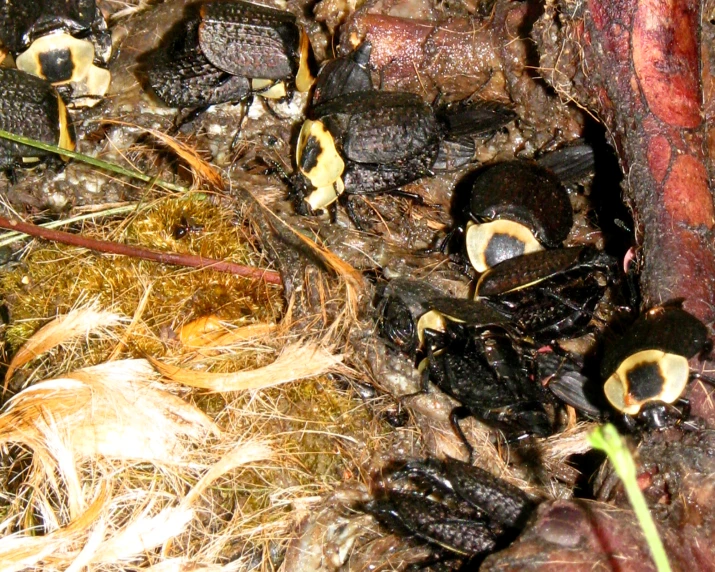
[0,0,713,565]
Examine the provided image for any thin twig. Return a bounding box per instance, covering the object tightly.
[0,204,139,248]
[0,216,282,285]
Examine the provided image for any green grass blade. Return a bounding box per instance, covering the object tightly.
[0,128,188,193]
[588,424,672,572]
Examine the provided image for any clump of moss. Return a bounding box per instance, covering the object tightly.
[1,194,281,381]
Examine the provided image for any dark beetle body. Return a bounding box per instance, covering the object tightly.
[0,0,111,103]
[198,1,304,83]
[534,140,596,185]
[145,0,313,108]
[377,278,509,358]
[600,306,709,381]
[475,246,614,342]
[366,458,533,558]
[311,41,373,106]
[146,16,250,108]
[461,158,574,273]
[295,81,515,214]
[313,91,443,178]
[0,68,75,170]
[376,278,556,438]
[468,161,573,248]
[0,0,104,53]
[422,323,555,438]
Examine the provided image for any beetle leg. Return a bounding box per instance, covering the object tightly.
[689,372,715,391]
[328,201,339,224]
[339,194,369,231]
[5,167,18,186]
[229,94,253,152]
[439,225,464,254]
[449,253,477,280]
[449,406,476,463]
[385,188,425,205]
[171,105,210,134]
[539,285,585,314]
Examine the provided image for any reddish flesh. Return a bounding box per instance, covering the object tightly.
[582,0,715,324]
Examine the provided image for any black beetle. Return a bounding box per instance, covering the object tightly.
[145,0,314,109]
[172,215,204,240]
[310,41,373,107]
[293,88,515,218]
[0,68,75,171]
[463,160,574,273]
[0,0,111,106]
[376,279,556,444]
[600,304,712,429]
[365,457,534,559]
[474,246,616,342]
[421,321,556,443]
[377,277,509,359]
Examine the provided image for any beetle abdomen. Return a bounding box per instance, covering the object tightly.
[198,0,300,79]
[470,160,573,248]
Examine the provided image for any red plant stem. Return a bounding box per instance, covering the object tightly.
[0,216,283,285]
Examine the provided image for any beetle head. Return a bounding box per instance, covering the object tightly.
[16,32,110,106]
[295,119,345,210]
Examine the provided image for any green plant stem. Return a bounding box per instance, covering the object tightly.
[0,129,188,192]
[588,424,672,572]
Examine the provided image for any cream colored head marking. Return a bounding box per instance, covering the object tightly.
[465,219,542,273]
[603,350,689,415]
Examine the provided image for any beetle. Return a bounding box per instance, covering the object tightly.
[0,0,112,106]
[172,215,204,240]
[293,88,515,220]
[600,304,712,429]
[462,160,574,273]
[473,246,616,342]
[377,277,510,359]
[421,321,556,444]
[0,68,75,171]
[365,457,534,559]
[310,41,373,107]
[376,279,557,446]
[144,0,314,110]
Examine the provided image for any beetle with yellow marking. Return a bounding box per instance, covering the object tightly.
[473,246,615,342]
[377,277,509,359]
[0,68,75,170]
[375,277,555,442]
[0,0,112,106]
[294,91,517,222]
[464,160,574,273]
[601,305,711,428]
